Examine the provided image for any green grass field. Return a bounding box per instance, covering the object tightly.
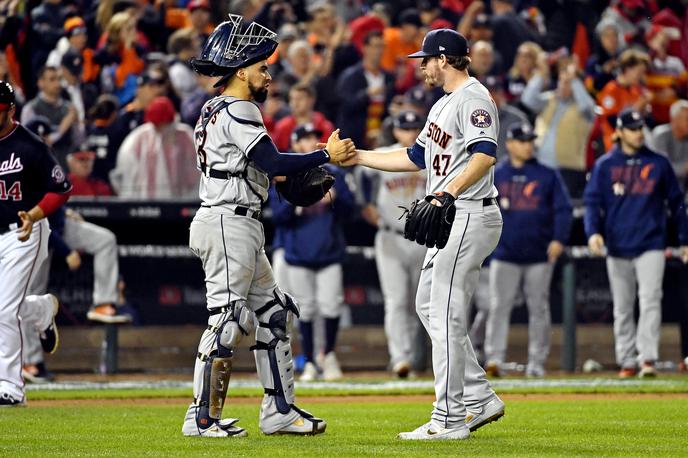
[3,378,688,457]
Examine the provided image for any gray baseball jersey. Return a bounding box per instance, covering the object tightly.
[194,95,271,212]
[363,144,427,232]
[416,77,499,199]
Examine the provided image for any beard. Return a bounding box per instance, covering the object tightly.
[248,81,269,103]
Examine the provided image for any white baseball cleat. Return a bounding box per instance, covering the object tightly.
[182,408,247,437]
[299,362,319,382]
[398,421,470,440]
[466,396,505,432]
[268,412,327,435]
[322,352,343,381]
[0,392,26,407]
[526,363,545,378]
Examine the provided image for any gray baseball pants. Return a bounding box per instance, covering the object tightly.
[485,260,554,367]
[416,201,502,428]
[606,250,665,367]
[375,230,426,368]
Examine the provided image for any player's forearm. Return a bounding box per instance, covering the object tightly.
[25,205,46,223]
[357,148,420,172]
[444,153,495,198]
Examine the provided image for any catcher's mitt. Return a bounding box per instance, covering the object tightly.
[403,192,456,249]
[276,166,335,207]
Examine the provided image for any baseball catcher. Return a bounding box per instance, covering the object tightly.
[182,14,355,439]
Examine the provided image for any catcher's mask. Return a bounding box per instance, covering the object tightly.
[191,14,278,87]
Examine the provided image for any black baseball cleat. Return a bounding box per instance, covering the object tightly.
[39,295,60,354]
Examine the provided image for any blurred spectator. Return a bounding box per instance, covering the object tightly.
[21,65,81,165]
[458,1,492,42]
[600,0,651,46]
[585,19,627,95]
[380,9,422,86]
[597,48,651,151]
[645,26,687,125]
[110,68,168,153]
[85,94,120,185]
[185,0,214,45]
[522,59,596,197]
[490,0,540,71]
[96,11,145,104]
[110,96,197,199]
[268,23,300,78]
[168,28,201,102]
[648,100,688,189]
[272,83,334,152]
[505,41,545,112]
[469,40,503,85]
[485,76,530,160]
[180,74,218,127]
[66,150,113,197]
[29,0,70,81]
[418,0,459,28]
[336,31,394,150]
[47,17,94,79]
[60,50,96,123]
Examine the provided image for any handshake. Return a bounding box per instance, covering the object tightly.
[320,129,358,167]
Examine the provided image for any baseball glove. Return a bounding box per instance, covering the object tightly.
[403,192,456,249]
[276,166,335,207]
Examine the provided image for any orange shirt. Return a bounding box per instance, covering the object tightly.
[381,28,421,73]
[596,80,644,151]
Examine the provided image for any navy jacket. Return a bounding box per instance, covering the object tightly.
[269,166,355,269]
[335,63,395,149]
[584,145,688,257]
[494,158,573,264]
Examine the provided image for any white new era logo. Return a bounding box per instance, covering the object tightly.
[439,46,446,51]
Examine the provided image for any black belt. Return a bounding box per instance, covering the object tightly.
[483,198,496,206]
[380,224,404,236]
[200,204,261,220]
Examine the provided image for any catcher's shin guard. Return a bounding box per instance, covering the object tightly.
[251,290,299,414]
[194,301,253,429]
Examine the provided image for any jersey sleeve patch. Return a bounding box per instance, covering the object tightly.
[470,109,492,128]
[51,165,65,184]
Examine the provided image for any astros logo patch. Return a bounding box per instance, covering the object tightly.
[471,109,492,128]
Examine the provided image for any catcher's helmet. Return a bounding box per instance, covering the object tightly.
[0,80,16,110]
[191,14,278,87]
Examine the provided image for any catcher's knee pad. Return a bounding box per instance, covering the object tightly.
[195,301,253,428]
[251,290,300,414]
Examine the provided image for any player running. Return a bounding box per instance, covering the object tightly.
[181,15,355,437]
[344,29,505,440]
[0,80,72,406]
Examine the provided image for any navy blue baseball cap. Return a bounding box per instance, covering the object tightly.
[408,29,469,59]
[616,108,645,129]
[291,123,322,144]
[506,122,537,141]
[25,116,55,137]
[394,111,424,129]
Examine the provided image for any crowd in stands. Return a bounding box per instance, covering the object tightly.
[0,0,686,200]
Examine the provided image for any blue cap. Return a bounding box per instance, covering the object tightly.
[408,29,469,58]
[616,108,645,129]
[25,116,55,137]
[506,122,537,141]
[291,123,322,144]
[394,111,424,129]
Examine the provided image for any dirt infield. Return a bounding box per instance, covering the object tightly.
[28,392,688,408]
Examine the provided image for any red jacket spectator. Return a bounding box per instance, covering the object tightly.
[271,83,334,151]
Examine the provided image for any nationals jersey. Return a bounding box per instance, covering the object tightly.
[194,96,271,211]
[416,77,499,200]
[0,122,71,226]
